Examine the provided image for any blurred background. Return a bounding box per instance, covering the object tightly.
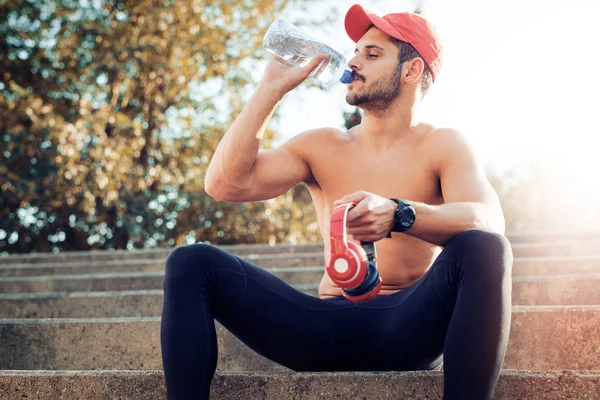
[1,0,599,254]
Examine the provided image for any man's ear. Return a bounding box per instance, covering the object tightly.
[403,58,425,84]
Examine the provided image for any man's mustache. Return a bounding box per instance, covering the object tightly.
[353,72,366,82]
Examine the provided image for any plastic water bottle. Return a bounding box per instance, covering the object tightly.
[263,19,354,86]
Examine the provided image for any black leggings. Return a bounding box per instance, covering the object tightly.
[160,229,513,400]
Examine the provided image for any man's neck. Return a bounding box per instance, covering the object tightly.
[356,102,420,147]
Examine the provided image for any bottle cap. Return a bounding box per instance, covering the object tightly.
[340,69,354,84]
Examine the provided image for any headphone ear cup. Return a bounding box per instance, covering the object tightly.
[346,241,367,266]
[343,241,368,289]
[343,260,382,302]
[345,260,380,295]
[327,241,367,289]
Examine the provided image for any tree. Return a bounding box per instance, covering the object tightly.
[0,0,325,253]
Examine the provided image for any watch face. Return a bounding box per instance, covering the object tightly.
[400,208,415,226]
[392,199,415,232]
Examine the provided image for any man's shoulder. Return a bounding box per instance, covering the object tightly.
[300,126,351,140]
[426,126,467,142]
[283,127,350,151]
[424,127,475,153]
[422,126,480,172]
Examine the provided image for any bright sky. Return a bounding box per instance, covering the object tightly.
[270,0,600,180]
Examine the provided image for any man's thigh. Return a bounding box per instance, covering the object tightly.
[216,254,371,371]
[357,257,457,371]
[221,252,454,372]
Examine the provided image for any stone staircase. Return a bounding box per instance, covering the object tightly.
[1,233,599,399]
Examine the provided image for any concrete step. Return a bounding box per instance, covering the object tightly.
[0,272,598,311]
[2,253,600,278]
[0,258,329,277]
[2,273,599,319]
[1,233,599,266]
[0,252,325,274]
[0,271,316,293]
[510,255,600,276]
[0,243,325,265]
[1,370,599,400]
[511,240,600,258]
[0,290,165,319]
[0,252,326,273]
[0,258,168,277]
[507,231,600,243]
[0,271,168,293]
[512,274,600,305]
[0,306,598,371]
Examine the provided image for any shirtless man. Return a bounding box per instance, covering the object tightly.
[161,4,513,400]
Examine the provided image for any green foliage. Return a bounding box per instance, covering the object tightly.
[343,108,361,130]
[0,0,324,253]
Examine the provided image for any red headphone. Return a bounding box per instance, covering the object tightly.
[326,203,382,302]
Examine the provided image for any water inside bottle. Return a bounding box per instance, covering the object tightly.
[263,19,348,85]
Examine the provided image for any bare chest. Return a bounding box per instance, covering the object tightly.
[309,140,441,206]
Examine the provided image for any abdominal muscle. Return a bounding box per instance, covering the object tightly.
[318,234,443,299]
[300,125,445,299]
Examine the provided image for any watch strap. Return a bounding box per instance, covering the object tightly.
[391,198,416,234]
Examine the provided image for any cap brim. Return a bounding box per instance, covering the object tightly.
[344,4,409,43]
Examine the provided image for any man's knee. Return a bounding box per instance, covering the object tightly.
[446,229,513,278]
[164,243,220,287]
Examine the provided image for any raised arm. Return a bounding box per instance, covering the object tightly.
[204,55,326,202]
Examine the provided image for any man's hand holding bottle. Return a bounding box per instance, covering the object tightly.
[261,54,329,98]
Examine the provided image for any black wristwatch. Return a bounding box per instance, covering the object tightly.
[386,198,416,237]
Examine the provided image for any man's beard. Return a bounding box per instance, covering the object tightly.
[346,66,402,115]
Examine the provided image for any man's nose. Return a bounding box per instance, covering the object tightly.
[347,54,361,71]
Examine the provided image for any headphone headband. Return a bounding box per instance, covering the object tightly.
[329,203,354,254]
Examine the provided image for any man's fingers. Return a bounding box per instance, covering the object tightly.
[351,233,379,242]
[347,209,370,225]
[347,218,376,234]
[303,54,327,75]
[348,202,369,220]
[335,191,369,205]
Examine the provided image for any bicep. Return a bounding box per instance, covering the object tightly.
[246,146,313,200]
[224,133,315,202]
[436,130,505,233]
[437,130,502,208]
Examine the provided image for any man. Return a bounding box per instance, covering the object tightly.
[161,4,513,400]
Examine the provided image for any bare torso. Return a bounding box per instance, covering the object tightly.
[300,124,445,299]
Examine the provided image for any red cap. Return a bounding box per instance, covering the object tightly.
[344,4,443,82]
